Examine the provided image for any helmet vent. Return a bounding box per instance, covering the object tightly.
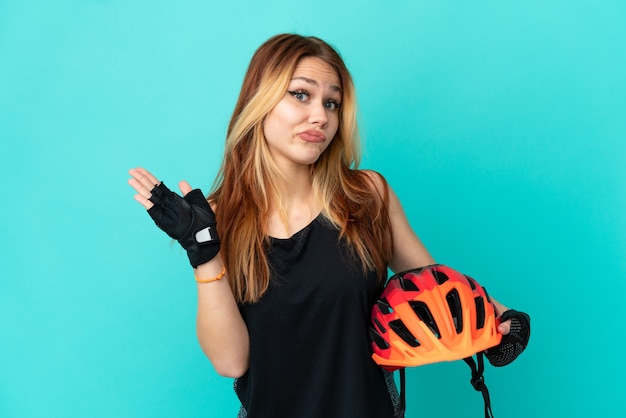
[409,301,441,338]
[474,296,486,329]
[376,298,393,315]
[446,289,464,333]
[432,269,450,285]
[369,327,389,349]
[373,317,386,334]
[483,286,492,303]
[466,276,477,290]
[399,277,419,291]
[389,319,421,347]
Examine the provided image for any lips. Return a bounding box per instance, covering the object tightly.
[298,130,326,142]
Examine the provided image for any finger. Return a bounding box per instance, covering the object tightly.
[498,319,511,335]
[128,177,153,200]
[129,167,161,191]
[132,167,160,185]
[179,180,193,196]
[133,193,154,210]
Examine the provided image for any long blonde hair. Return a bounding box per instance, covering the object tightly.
[209,34,392,303]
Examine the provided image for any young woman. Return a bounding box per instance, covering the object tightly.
[128,34,523,418]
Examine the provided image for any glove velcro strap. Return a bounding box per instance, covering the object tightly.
[194,225,218,244]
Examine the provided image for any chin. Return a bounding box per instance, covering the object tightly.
[300,153,325,165]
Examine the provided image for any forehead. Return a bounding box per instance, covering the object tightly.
[291,57,341,91]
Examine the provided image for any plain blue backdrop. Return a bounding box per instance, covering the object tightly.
[1,1,625,417]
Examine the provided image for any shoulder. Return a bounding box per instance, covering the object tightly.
[361,169,386,185]
[356,169,389,197]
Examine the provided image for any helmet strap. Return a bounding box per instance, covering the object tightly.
[464,353,495,418]
[393,356,494,418]
[394,368,406,418]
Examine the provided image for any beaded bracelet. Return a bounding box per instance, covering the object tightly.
[194,265,226,283]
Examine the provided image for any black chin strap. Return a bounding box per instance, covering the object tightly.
[393,354,494,418]
[464,353,495,418]
[394,368,406,418]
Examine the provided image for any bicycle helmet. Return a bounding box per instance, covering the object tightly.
[370,264,501,368]
[370,264,502,418]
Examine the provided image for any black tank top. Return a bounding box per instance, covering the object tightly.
[235,214,397,418]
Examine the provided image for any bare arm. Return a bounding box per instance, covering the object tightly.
[128,167,250,377]
[385,183,436,272]
[194,260,250,378]
[372,172,513,335]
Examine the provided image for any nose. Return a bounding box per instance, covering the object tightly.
[308,101,328,127]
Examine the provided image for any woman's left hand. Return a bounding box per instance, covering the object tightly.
[487,308,531,367]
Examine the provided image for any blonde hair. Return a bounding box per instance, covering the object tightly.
[209,34,392,303]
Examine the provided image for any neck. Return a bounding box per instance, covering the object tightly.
[267,165,320,238]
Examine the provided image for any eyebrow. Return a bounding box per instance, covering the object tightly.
[291,76,342,93]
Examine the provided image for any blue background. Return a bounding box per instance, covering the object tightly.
[1,1,625,417]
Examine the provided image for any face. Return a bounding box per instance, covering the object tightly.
[263,57,342,169]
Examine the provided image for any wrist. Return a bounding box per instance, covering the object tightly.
[195,265,226,283]
[194,258,225,282]
[187,242,220,268]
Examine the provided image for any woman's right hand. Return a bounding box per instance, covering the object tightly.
[129,167,250,377]
[128,167,221,268]
[128,167,162,210]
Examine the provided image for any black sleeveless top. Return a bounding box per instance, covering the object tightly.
[235,214,397,418]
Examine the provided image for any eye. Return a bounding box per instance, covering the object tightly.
[324,100,341,111]
[288,90,310,102]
